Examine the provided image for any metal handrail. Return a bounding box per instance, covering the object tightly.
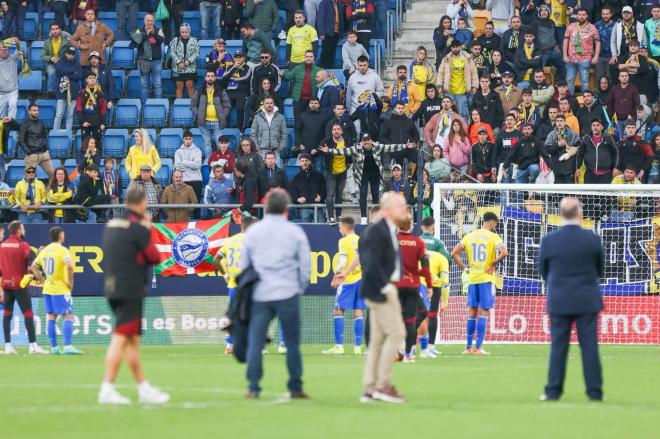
[386,10,395,67]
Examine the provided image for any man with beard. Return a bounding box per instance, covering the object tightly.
[379,102,419,177]
[530,69,555,113]
[577,90,610,135]
[387,65,423,117]
[472,75,504,131]
[491,113,522,182]
[499,15,524,64]
[412,85,442,129]
[544,113,580,184]
[562,8,601,95]
[495,70,522,115]
[575,119,619,184]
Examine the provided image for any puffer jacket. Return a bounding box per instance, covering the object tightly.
[170,36,200,75]
[544,126,581,176]
[190,84,231,127]
[250,110,288,153]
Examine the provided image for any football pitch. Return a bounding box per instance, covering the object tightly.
[2,344,659,439]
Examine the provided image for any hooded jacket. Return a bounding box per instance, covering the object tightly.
[346,68,384,113]
[341,40,369,71]
[504,134,547,170]
[191,84,231,127]
[379,113,419,145]
[576,134,619,173]
[534,6,558,51]
[54,57,83,101]
[174,144,203,182]
[544,126,581,176]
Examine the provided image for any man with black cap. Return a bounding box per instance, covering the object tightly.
[54,46,83,131]
[290,153,326,223]
[84,51,116,108]
[437,39,478,119]
[495,70,522,115]
[220,52,252,131]
[320,132,416,224]
[550,79,579,115]
[469,127,495,182]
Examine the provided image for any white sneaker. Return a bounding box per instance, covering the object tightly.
[28,344,49,355]
[419,349,438,359]
[428,346,442,356]
[360,217,368,225]
[138,383,170,405]
[4,345,18,355]
[98,385,131,405]
[278,344,288,354]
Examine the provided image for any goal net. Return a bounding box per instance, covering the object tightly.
[432,183,660,344]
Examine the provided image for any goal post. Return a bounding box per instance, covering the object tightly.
[431,183,660,344]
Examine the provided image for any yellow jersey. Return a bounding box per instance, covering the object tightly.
[219,232,245,289]
[460,228,504,285]
[331,139,347,174]
[286,24,318,63]
[34,243,72,295]
[449,56,467,95]
[335,233,361,284]
[206,88,219,121]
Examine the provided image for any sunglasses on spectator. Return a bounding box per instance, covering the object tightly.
[261,55,270,59]
[26,170,35,174]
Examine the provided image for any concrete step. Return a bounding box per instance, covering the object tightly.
[409,1,450,15]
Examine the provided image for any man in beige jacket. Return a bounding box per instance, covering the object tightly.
[160,169,198,223]
[69,9,114,67]
[436,40,478,120]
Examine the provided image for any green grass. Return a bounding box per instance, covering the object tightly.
[2,344,659,439]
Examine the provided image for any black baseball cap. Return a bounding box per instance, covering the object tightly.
[362,133,372,140]
[477,127,488,134]
[502,70,514,77]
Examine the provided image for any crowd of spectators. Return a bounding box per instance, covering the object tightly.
[0,0,658,225]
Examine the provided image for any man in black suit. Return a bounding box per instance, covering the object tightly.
[538,197,604,402]
[351,192,407,404]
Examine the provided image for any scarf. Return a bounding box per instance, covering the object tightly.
[473,53,485,70]
[26,179,34,203]
[103,170,116,197]
[523,43,534,80]
[84,147,97,167]
[391,80,408,105]
[622,21,637,47]
[84,85,100,112]
[557,127,566,141]
[502,84,512,101]
[438,111,451,136]
[358,90,378,111]
[509,31,519,50]
[572,22,586,54]
[354,0,367,25]
[519,103,537,124]
[391,178,403,194]
[59,75,71,107]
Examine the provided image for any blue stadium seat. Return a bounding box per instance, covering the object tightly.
[128,128,157,146]
[201,164,210,186]
[189,128,205,156]
[285,163,299,181]
[8,41,28,57]
[183,11,201,39]
[143,98,170,127]
[16,99,29,123]
[331,69,345,85]
[111,70,125,98]
[48,129,72,158]
[157,128,183,158]
[170,99,193,127]
[333,40,345,69]
[114,99,142,128]
[287,127,295,149]
[161,70,175,97]
[278,74,289,98]
[225,40,242,54]
[98,12,119,34]
[63,158,77,175]
[126,69,141,98]
[198,40,215,68]
[6,160,25,186]
[195,69,205,89]
[40,12,55,39]
[35,99,56,129]
[103,128,129,158]
[156,160,172,186]
[228,107,237,128]
[158,128,183,158]
[23,12,38,40]
[278,10,286,33]
[222,128,241,152]
[111,41,137,69]
[277,40,287,67]
[283,98,294,126]
[119,161,131,188]
[73,130,82,154]
[18,70,43,93]
[28,41,45,69]
[6,131,17,158]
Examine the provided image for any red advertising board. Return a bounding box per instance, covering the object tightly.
[439,296,660,344]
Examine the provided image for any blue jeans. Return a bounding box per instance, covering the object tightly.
[140,59,163,103]
[54,99,75,131]
[46,64,57,93]
[2,3,26,39]
[246,295,302,394]
[49,1,67,29]
[515,164,540,183]
[18,212,44,224]
[566,60,590,95]
[297,207,326,223]
[447,93,468,120]
[0,155,4,182]
[200,1,222,40]
[542,50,566,81]
[199,121,222,158]
[116,0,139,40]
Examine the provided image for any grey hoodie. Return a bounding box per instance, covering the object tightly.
[486,0,515,23]
[346,68,385,114]
[174,144,203,182]
[342,41,369,71]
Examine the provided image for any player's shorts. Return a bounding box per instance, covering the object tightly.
[335,280,366,310]
[108,298,143,336]
[467,282,496,310]
[44,294,73,315]
[419,284,430,310]
[228,287,236,303]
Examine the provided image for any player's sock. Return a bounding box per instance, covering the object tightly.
[354,316,364,347]
[466,318,477,348]
[476,316,488,349]
[24,312,37,343]
[419,335,429,351]
[333,315,344,345]
[279,326,286,347]
[225,334,233,345]
[62,319,73,347]
[47,318,58,347]
[3,313,13,343]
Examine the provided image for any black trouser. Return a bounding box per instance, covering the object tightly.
[187,180,203,219]
[2,288,36,343]
[427,286,441,344]
[398,287,419,355]
[228,90,250,131]
[357,31,371,52]
[81,125,105,149]
[359,171,380,217]
[545,313,603,401]
[553,174,574,184]
[293,99,310,124]
[320,34,339,69]
[584,170,612,219]
[163,1,185,43]
[326,170,346,219]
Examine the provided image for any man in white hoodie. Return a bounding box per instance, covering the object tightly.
[174,129,204,201]
[346,55,384,115]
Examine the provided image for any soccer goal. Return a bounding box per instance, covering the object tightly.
[432,183,660,344]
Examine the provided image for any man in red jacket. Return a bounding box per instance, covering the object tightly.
[396,214,432,363]
[0,221,49,355]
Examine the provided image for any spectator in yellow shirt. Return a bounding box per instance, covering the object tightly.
[124,129,161,180]
[286,10,319,68]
